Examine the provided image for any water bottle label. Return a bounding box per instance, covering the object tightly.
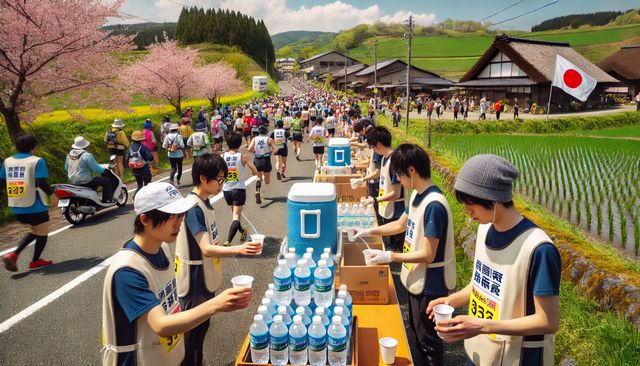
[289,335,308,351]
[294,274,311,291]
[314,277,333,293]
[250,332,269,350]
[309,335,327,351]
[328,335,347,352]
[270,334,288,351]
[274,276,291,292]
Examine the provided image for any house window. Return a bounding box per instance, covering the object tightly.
[479,52,527,79]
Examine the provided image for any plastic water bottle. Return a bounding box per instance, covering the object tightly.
[288,247,298,263]
[314,260,334,307]
[293,259,311,306]
[335,299,351,323]
[269,315,289,366]
[296,306,312,328]
[328,316,348,366]
[257,304,273,329]
[308,315,327,366]
[277,306,293,329]
[320,252,334,280]
[285,252,298,272]
[333,306,350,337]
[315,307,331,329]
[250,314,270,364]
[289,315,308,365]
[303,252,317,297]
[262,297,278,317]
[338,285,353,313]
[268,283,275,292]
[273,259,293,306]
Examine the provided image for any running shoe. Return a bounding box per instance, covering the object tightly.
[255,191,262,205]
[3,252,18,272]
[29,259,52,271]
[239,227,248,242]
[276,171,281,181]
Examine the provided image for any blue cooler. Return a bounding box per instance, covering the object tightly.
[287,183,337,260]
[327,138,351,167]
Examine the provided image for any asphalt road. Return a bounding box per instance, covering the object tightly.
[0,81,467,365]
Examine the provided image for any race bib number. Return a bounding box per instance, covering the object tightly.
[157,280,183,352]
[174,256,181,278]
[469,286,500,339]
[7,181,26,198]
[227,168,239,182]
[159,332,182,353]
[378,187,388,212]
[402,242,413,270]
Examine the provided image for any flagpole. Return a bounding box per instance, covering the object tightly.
[546,84,553,121]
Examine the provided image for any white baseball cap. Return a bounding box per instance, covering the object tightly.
[134,182,195,215]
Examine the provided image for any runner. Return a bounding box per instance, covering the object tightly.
[325,110,336,137]
[127,131,154,199]
[162,124,185,187]
[270,119,290,180]
[308,116,328,171]
[242,111,253,148]
[355,143,457,366]
[222,133,259,246]
[290,111,304,160]
[175,154,262,366]
[101,182,253,366]
[1,134,54,272]
[301,106,310,134]
[187,122,210,159]
[179,118,194,161]
[427,154,560,366]
[142,119,160,175]
[104,118,130,179]
[249,125,278,205]
[210,115,226,154]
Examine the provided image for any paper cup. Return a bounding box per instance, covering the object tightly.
[350,178,360,189]
[379,337,398,364]
[231,275,254,289]
[250,234,265,255]
[434,304,454,338]
[362,249,374,266]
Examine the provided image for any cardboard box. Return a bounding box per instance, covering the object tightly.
[235,317,359,366]
[339,242,389,305]
[335,183,369,203]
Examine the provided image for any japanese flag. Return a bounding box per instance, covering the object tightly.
[552,55,597,102]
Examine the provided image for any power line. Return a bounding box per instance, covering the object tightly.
[489,0,560,26]
[480,0,525,22]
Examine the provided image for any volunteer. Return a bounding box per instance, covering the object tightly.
[270,120,290,180]
[104,118,130,179]
[355,143,457,366]
[1,134,54,272]
[248,125,278,205]
[427,154,560,366]
[101,182,252,366]
[176,155,262,366]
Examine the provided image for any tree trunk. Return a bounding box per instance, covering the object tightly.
[1,108,25,144]
[209,97,216,110]
[173,100,182,117]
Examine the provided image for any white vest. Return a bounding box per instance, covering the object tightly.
[223,152,246,191]
[102,243,185,366]
[464,224,555,366]
[309,126,325,147]
[4,156,47,208]
[273,129,287,150]
[401,190,456,295]
[175,196,222,297]
[378,155,404,219]
[253,136,271,157]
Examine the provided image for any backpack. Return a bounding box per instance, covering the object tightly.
[191,133,203,151]
[106,129,119,145]
[127,146,146,169]
[168,135,180,152]
[211,120,221,136]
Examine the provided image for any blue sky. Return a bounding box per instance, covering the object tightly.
[119,0,637,34]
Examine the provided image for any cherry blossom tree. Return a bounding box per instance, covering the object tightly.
[0,0,133,142]
[120,40,200,116]
[199,61,245,109]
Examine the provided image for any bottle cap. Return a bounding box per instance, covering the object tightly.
[274,315,283,323]
[312,315,322,324]
[297,259,308,266]
[278,306,286,314]
[293,315,302,323]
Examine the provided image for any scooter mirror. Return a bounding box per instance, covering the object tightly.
[109,154,116,161]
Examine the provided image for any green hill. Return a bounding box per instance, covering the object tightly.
[271,31,337,49]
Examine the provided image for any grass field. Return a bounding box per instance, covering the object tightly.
[575,124,640,138]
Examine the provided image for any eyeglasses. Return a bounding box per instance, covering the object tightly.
[215,176,227,185]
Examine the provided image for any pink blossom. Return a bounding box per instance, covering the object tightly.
[199,61,245,108]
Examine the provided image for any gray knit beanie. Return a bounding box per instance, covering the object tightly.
[454,154,518,203]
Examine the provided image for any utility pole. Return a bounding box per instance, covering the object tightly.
[373,37,378,112]
[405,15,414,133]
[344,50,348,94]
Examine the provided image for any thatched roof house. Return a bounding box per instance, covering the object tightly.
[457,34,618,112]
[599,45,640,97]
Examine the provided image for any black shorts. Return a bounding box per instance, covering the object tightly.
[108,148,125,156]
[327,128,335,136]
[313,146,325,155]
[251,129,259,137]
[243,130,252,137]
[275,147,288,157]
[213,137,224,144]
[254,156,273,172]
[292,132,303,142]
[14,211,49,226]
[223,189,246,206]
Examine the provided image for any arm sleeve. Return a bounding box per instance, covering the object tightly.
[186,206,208,237]
[423,202,447,239]
[85,154,106,174]
[529,243,561,296]
[119,131,130,148]
[143,146,154,162]
[113,268,161,323]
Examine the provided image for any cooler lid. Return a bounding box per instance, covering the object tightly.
[288,183,336,202]
[328,138,350,148]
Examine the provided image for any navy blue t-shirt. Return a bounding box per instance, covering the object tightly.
[471,217,561,366]
[181,194,217,304]
[112,240,170,366]
[381,155,405,220]
[405,185,449,296]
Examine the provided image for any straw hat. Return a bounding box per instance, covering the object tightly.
[72,136,90,149]
[131,131,145,141]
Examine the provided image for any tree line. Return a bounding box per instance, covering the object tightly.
[104,23,176,50]
[531,10,627,32]
[176,6,275,76]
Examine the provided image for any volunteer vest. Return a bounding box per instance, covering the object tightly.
[101,243,184,366]
[253,136,271,157]
[401,190,456,295]
[309,126,325,147]
[175,197,222,297]
[378,155,404,219]
[223,151,245,191]
[464,224,555,366]
[273,129,286,149]
[4,156,47,208]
